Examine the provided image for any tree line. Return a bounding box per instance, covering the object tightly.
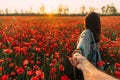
[0,4,119,16]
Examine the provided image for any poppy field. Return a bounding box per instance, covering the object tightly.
[0,16,120,80]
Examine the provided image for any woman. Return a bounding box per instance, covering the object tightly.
[76,12,102,66]
[71,12,103,80]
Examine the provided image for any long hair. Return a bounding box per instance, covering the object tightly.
[84,12,101,43]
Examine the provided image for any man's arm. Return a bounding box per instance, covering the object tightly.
[70,52,118,80]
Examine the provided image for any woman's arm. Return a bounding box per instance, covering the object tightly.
[70,52,118,80]
[76,30,91,57]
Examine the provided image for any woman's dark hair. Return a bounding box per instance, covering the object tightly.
[84,12,101,43]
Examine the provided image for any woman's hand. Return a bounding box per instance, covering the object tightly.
[69,52,118,80]
[69,52,86,70]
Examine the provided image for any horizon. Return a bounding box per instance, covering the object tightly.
[0,0,120,14]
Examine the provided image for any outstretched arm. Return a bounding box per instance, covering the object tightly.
[70,52,118,80]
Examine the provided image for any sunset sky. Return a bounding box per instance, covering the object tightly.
[0,0,120,13]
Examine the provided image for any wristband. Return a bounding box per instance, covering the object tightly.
[72,49,83,56]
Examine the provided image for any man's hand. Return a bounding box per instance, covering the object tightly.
[69,52,118,80]
[69,52,86,70]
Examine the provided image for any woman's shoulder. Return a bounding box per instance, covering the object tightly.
[81,29,91,36]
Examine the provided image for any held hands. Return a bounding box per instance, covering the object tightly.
[69,52,86,70]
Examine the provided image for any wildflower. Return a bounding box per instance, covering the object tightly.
[60,75,70,80]
[114,71,120,79]
[30,60,34,65]
[14,65,19,70]
[36,61,41,65]
[97,61,105,67]
[0,59,4,64]
[24,42,30,47]
[59,64,64,71]
[8,63,14,68]
[33,65,38,70]
[54,52,59,58]
[35,47,41,53]
[35,70,44,79]
[50,67,57,80]
[30,38,37,44]
[31,76,38,80]
[7,37,13,43]
[23,59,29,66]
[52,59,57,65]
[0,67,3,73]
[49,63,54,67]
[115,62,120,67]
[3,49,12,54]
[1,74,9,80]
[27,70,33,76]
[16,67,24,75]
[50,67,56,73]
[10,72,16,77]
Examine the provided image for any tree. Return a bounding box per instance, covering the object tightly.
[101,4,117,15]
[21,9,24,14]
[109,4,117,15]
[80,5,86,15]
[101,6,105,14]
[40,4,45,14]
[58,4,63,15]
[63,5,69,14]
[14,9,18,14]
[1,10,4,14]
[29,6,33,13]
[105,4,111,14]
[0,10,1,14]
[5,8,9,14]
[89,7,96,12]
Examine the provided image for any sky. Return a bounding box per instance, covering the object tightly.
[0,0,120,14]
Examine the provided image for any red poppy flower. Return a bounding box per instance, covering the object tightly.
[60,75,70,80]
[30,38,37,44]
[31,76,38,80]
[59,64,64,71]
[7,37,13,43]
[30,60,34,65]
[35,47,41,53]
[3,49,12,54]
[24,42,30,47]
[8,63,14,68]
[27,70,33,76]
[0,59,4,64]
[36,61,41,65]
[49,63,54,67]
[97,61,105,67]
[16,67,25,75]
[50,67,56,73]
[114,71,120,79]
[1,74,9,80]
[33,65,38,70]
[23,59,29,66]
[54,52,59,58]
[20,47,27,55]
[14,46,21,53]
[0,67,3,72]
[14,65,19,70]
[115,62,120,67]
[52,59,57,64]
[10,72,16,76]
[35,70,44,79]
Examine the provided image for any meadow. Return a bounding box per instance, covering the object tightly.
[0,16,120,80]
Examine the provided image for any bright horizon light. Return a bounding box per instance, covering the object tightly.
[0,0,120,14]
